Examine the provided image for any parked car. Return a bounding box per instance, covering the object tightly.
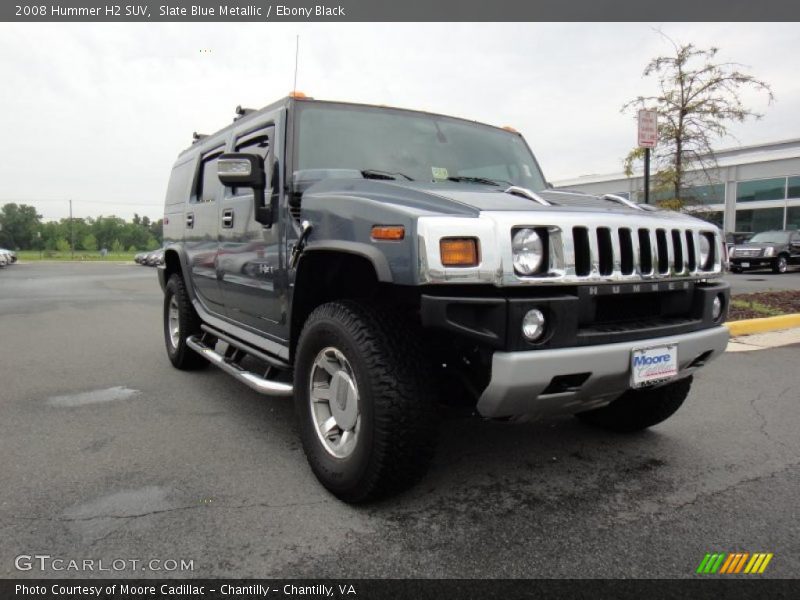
[0,252,8,267]
[159,95,729,502]
[729,230,800,274]
[725,231,754,256]
[0,248,17,264]
[135,251,149,264]
[146,249,165,266]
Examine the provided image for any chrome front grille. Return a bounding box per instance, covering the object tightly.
[733,248,761,258]
[565,225,708,279]
[416,211,724,287]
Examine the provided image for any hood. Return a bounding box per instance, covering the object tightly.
[303,179,664,218]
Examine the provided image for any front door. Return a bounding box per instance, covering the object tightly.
[217,126,286,340]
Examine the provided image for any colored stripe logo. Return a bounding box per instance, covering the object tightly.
[696,552,773,574]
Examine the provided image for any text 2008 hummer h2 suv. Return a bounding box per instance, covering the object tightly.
[159,95,730,502]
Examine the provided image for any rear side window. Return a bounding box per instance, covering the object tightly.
[164,160,194,206]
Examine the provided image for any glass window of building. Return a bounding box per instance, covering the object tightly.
[786,206,800,230]
[735,208,784,232]
[682,184,725,205]
[736,178,786,202]
[787,176,800,199]
[692,211,723,227]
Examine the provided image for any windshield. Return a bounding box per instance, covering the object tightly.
[294,103,547,190]
[749,231,790,244]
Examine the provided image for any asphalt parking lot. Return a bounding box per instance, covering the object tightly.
[726,268,800,294]
[0,263,798,579]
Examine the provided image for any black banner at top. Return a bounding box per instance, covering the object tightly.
[4,0,800,22]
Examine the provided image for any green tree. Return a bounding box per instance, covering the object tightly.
[81,233,98,251]
[0,203,41,249]
[622,35,774,206]
[55,238,71,253]
[111,239,123,253]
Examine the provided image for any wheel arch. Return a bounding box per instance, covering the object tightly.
[290,250,382,360]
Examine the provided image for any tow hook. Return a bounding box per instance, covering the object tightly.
[291,220,313,268]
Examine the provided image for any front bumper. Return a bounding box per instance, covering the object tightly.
[476,325,729,418]
[730,258,774,269]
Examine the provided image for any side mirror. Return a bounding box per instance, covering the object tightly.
[217,153,272,226]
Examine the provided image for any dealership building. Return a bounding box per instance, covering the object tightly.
[553,138,800,234]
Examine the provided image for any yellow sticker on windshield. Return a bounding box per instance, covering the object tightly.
[432,167,449,180]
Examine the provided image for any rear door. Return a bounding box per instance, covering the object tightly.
[217,126,286,339]
[185,147,225,313]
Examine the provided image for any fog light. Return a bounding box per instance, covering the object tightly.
[712,294,723,321]
[522,309,546,341]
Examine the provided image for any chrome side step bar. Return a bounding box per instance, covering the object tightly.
[186,335,294,397]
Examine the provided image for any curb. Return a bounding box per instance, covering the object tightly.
[726,313,800,337]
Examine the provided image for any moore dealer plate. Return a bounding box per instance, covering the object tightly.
[631,344,678,388]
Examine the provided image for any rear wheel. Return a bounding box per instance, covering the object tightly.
[294,301,438,502]
[163,274,207,370]
[772,255,788,274]
[575,376,692,433]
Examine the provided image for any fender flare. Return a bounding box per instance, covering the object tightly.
[301,240,394,283]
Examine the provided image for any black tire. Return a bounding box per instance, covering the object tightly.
[163,274,207,370]
[772,255,788,274]
[294,301,438,503]
[729,267,742,274]
[575,376,692,433]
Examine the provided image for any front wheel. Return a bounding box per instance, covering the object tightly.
[772,255,788,274]
[163,274,207,370]
[294,301,438,502]
[575,376,692,433]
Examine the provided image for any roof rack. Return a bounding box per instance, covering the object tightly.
[233,105,256,121]
[192,132,208,144]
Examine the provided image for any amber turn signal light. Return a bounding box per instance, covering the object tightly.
[371,226,405,241]
[440,238,479,267]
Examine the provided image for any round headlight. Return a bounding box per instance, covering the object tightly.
[512,228,544,275]
[698,235,711,268]
[522,309,546,341]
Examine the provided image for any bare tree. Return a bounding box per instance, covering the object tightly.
[623,35,774,206]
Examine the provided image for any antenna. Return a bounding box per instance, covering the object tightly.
[293,34,299,93]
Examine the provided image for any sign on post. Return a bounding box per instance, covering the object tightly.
[638,109,658,148]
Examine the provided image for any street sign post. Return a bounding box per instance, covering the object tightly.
[638,110,658,205]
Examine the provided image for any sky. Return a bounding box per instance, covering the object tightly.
[0,22,796,221]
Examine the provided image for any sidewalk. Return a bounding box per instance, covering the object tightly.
[727,327,800,352]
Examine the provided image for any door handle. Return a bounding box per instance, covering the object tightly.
[222,209,234,228]
[186,213,194,228]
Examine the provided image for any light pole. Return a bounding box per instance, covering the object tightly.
[69,199,74,259]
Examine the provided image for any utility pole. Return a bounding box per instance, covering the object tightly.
[69,199,74,259]
[643,148,651,205]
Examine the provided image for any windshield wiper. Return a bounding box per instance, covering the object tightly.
[447,176,512,187]
[361,169,414,181]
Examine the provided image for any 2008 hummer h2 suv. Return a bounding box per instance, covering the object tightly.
[160,95,730,502]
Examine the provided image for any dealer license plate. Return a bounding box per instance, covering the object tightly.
[631,344,678,388]
[741,262,750,268]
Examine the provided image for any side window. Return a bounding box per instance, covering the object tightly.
[236,134,270,161]
[233,128,273,194]
[197,154,221,203]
